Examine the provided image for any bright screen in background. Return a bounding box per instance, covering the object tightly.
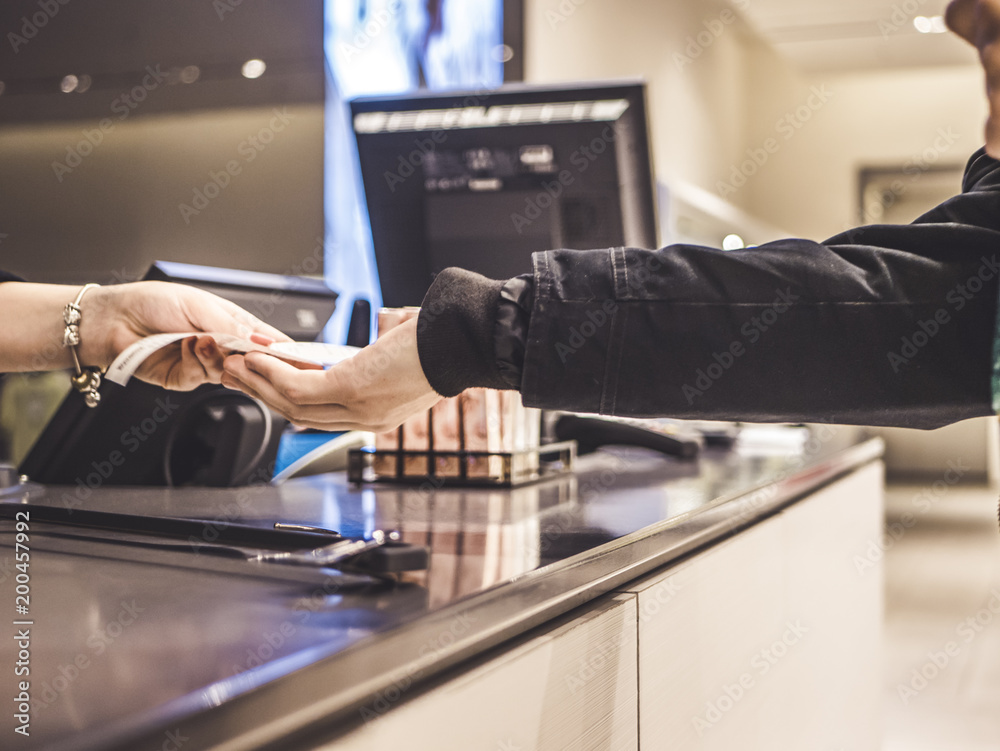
[323,0,504,342]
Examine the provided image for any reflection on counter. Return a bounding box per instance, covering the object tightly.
[374,477,576,605]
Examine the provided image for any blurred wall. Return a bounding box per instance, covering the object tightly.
[524,0,753,210]
[523,0,987,243]
[0,105,324,284]
[741,44,987,240]
[0,0,325,285]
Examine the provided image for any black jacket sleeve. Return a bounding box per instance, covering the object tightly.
[418,148,1000,429]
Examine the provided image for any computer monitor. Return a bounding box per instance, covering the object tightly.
[351,80,658,307]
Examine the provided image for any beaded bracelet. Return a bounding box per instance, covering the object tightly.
[62,283,103,408]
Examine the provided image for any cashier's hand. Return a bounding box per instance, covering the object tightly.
[85,282,289,391]
[220,317,442,432]
[948,0,1000,156]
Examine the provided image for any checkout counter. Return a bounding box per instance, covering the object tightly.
[0,425,884,751]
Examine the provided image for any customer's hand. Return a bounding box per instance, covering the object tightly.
[82,281,289,391]
[947,0,1000,156]
[221,317,442,431]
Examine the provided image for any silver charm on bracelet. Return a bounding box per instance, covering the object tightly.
[62,283,103,408]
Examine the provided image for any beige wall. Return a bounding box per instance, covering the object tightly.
[525,0,752,204]
[741,44,987,240]
[525,0,987,243]
[0,105,324,284]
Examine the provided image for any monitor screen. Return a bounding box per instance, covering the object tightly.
[350,80,657,307]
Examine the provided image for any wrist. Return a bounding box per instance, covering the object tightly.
[417,268,509,397]
[76,284,121,370]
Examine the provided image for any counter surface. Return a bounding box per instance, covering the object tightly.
[0,427,882,751]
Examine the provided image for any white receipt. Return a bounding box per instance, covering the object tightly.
[106,333,360,386]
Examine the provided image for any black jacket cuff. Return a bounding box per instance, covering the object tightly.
[417,268,510,397]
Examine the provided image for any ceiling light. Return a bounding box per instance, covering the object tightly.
[241,59,266,79]
[180,65,200,84]
[722,234,745,251]
[914,15,947,34]
[491,44,514,63]
[60,74,78,93]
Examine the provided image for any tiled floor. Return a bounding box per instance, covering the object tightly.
[883,483,1000,751]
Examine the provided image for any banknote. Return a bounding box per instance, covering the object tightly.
[106,332,360,386]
